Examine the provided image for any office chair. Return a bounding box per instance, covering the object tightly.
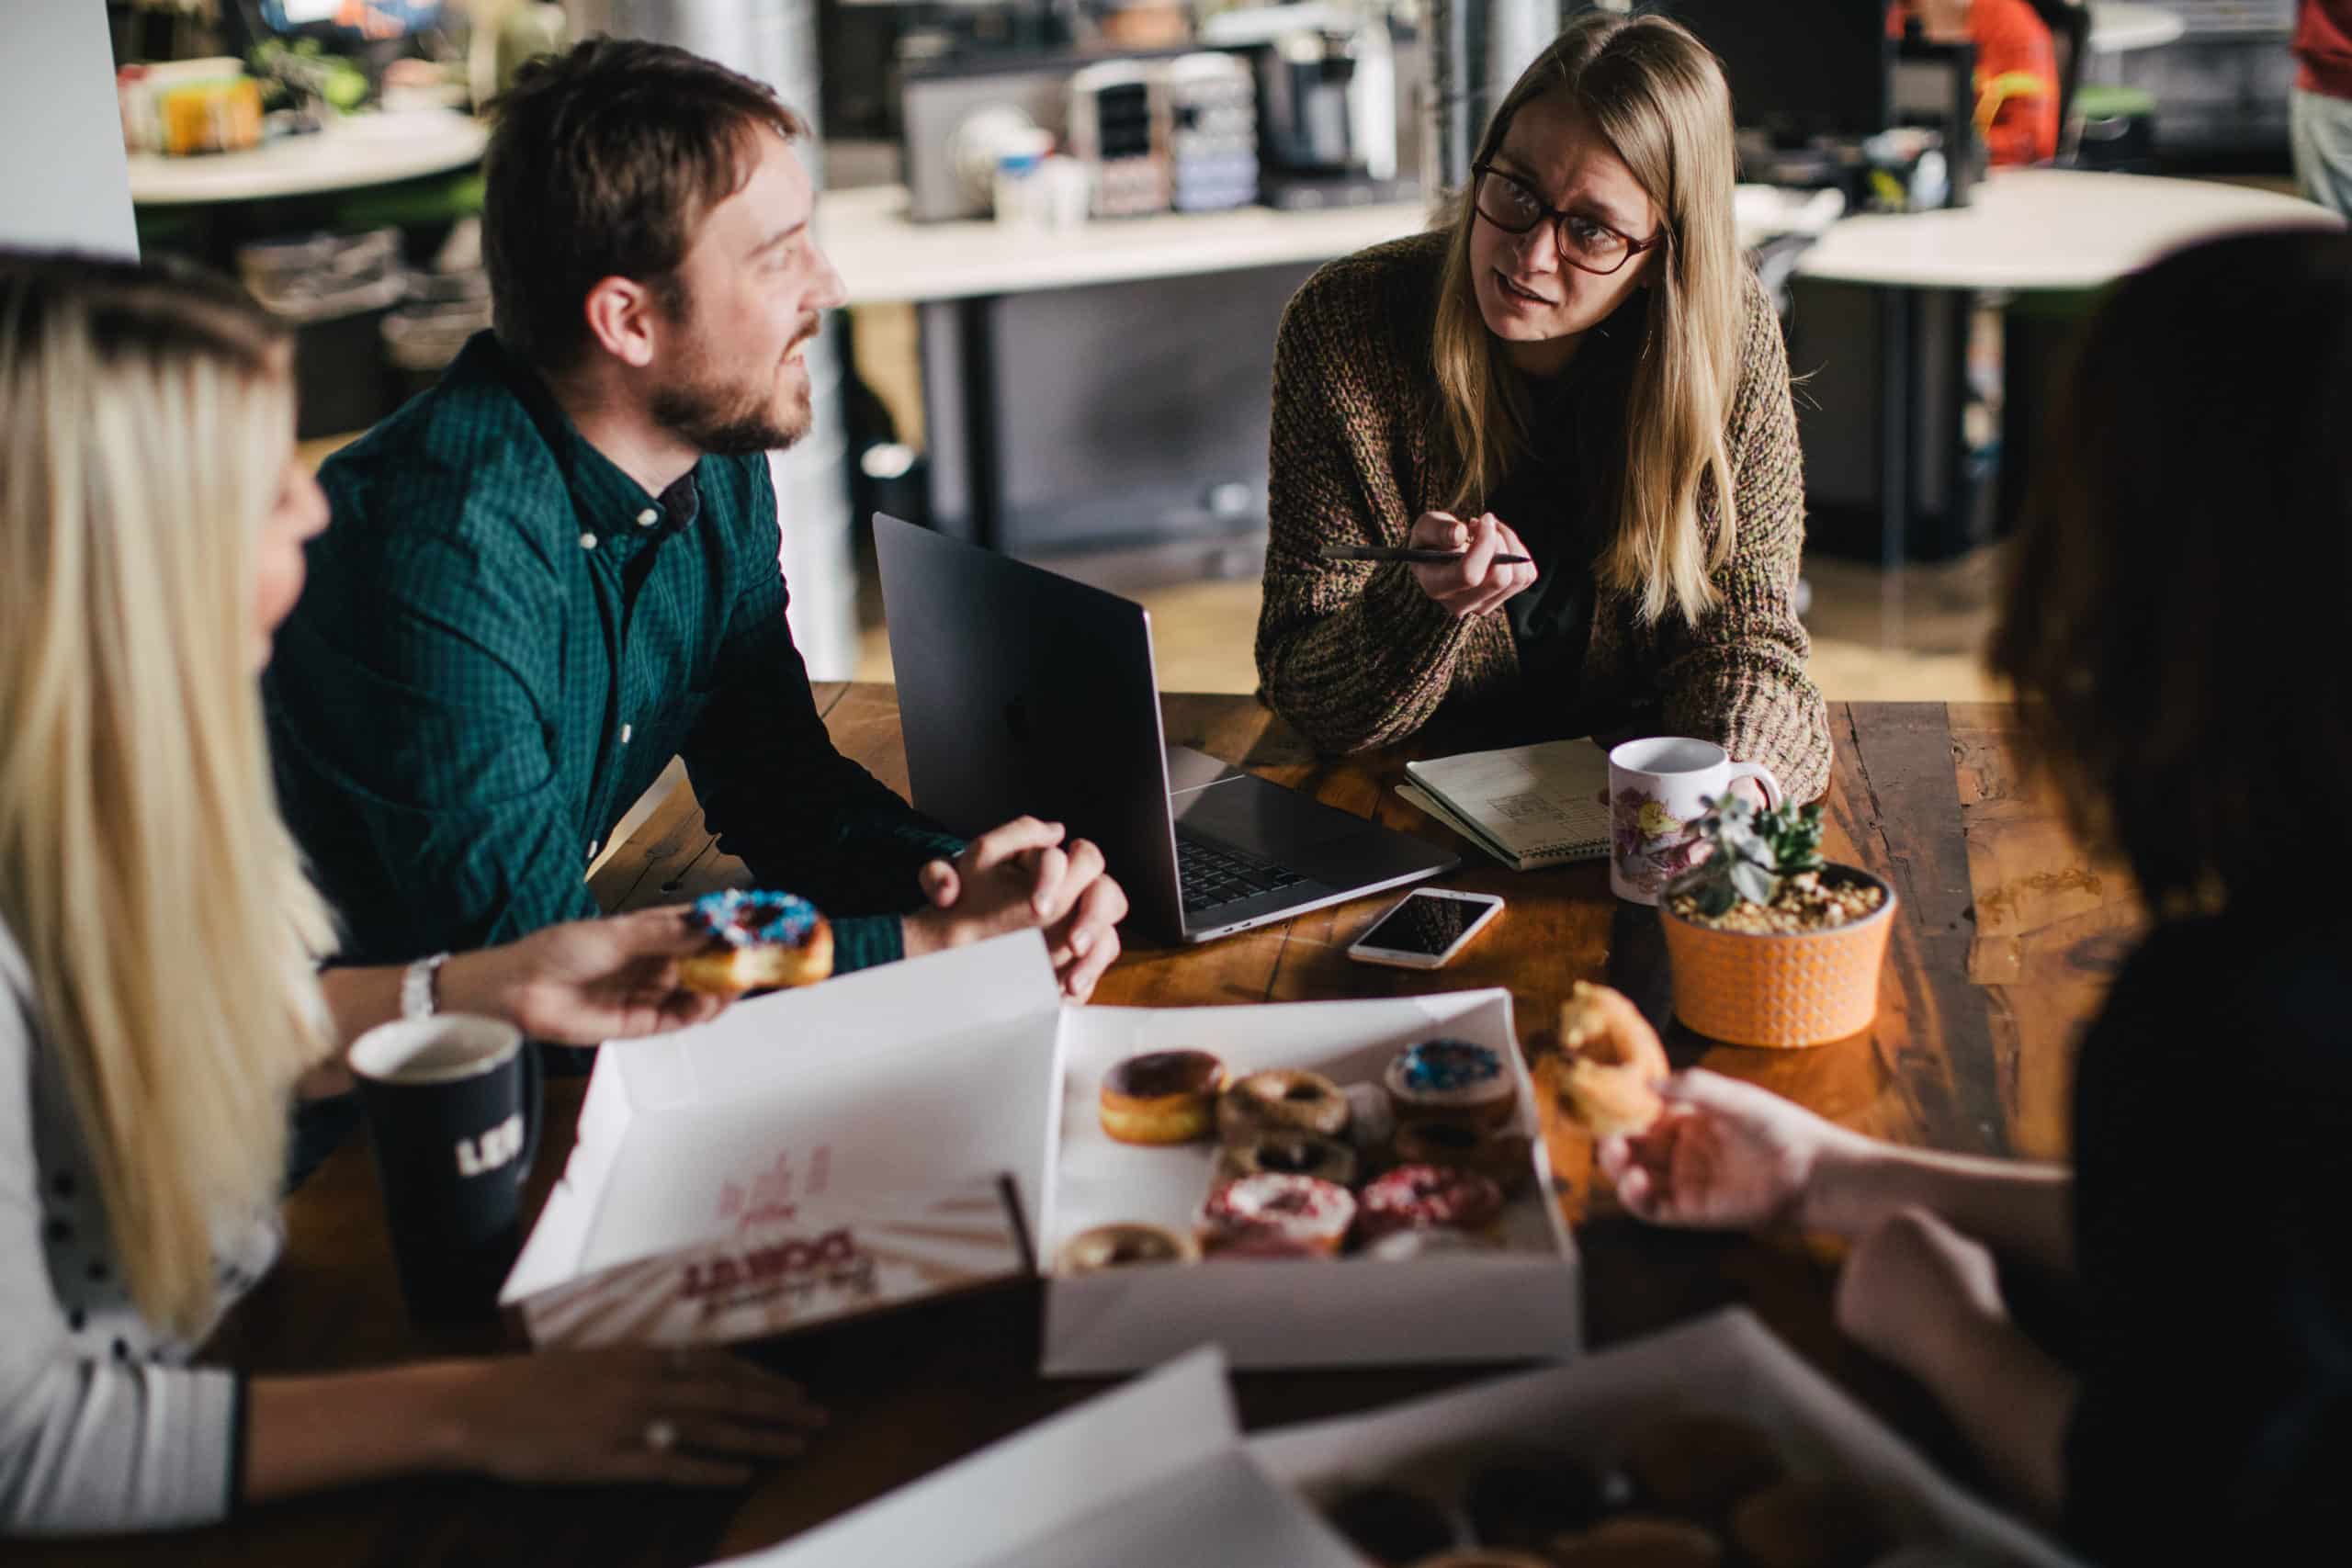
[2022,0,2094,164]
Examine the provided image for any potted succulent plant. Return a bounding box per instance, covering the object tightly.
[1657,796,1897,1048]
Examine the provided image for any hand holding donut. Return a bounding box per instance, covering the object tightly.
[1598,1069,1868,1234]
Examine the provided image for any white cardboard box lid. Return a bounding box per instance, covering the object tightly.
[1039,988,1581,1374]
[710,1347,1364,1568]
[503,931,1063,1305]
[1249,1307,2086,1568]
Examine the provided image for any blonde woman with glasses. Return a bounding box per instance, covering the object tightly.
[0,254,824,1536]
[1257,12,1829,801]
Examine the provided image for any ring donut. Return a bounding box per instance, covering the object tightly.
[1214,1129,1360,1191]
[1055,1222,1201,1275]
[1197,1172,1356,1258]
[1216,1068,1351,1141]
[1548,981,1668,1138]
[1356,1163,1505,1242]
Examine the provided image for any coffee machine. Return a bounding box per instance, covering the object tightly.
[1202,4,1407,209]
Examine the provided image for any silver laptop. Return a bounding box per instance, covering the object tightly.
[873,513,1458,943]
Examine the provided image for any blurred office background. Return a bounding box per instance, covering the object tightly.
[20,0,2330,700]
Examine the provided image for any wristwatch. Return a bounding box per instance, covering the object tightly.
[400,953,451,1021]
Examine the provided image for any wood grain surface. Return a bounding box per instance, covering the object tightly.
[20,692,2135,1566]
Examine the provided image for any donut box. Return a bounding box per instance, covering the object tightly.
[717,1313,2082,1568]
[503,932,1066,1342]
[1038,987,1581,1375]
[1251,1308,2086,1568]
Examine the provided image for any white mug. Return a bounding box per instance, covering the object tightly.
[1607,738,1783,906]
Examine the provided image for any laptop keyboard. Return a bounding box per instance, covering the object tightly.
[1176,831,1308,916]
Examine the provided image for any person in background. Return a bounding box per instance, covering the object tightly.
[1256,13,1830,803]
[0,253,826,1536]
[1600,228,2352,1558]
[1890,0,2062,167]
[264,40,1125,997]
[2292,0,2352,216]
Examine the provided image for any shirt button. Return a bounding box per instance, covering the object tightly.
[636,507,660,528]
[619,722,634,744]
[579,532,598,551]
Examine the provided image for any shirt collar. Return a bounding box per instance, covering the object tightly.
[460,331,707,543]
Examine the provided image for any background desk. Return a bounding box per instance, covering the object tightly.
[125,110,487,208]
[1789,168,2342,566]
[820,185,1843,558]
[818,186,1428,557]
[2087,3,2188,57]
[17,691,2134,1567]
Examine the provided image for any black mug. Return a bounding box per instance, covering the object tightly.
[347,1014,543,1326]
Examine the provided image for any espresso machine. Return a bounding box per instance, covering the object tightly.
[1202,4,1407,209]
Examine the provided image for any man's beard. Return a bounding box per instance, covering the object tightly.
[649,361,810,457]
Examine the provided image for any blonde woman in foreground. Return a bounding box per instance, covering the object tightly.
[1256,12,1829,799]
[0,254,823,1536]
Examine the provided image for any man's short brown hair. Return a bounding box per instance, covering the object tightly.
[482,38,807,370]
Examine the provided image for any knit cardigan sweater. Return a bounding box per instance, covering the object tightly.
[1255,231,1833,804]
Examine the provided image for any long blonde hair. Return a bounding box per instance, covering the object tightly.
[0,254,336,1337]
[1432,13,1746,625]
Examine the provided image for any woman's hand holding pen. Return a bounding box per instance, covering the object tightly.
[1406,511,1538,619]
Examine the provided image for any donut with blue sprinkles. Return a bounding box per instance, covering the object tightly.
[677,890,833,996]
[1383,1038,1519,1129]
[693,889,821,949]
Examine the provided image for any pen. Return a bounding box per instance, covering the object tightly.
[1319,546,1536,566]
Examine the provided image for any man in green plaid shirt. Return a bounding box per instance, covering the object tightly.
[266,40,1125,997]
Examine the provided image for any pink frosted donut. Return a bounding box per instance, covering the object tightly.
[1197,1172,1356,1258]
[1356,1163,1505,1242]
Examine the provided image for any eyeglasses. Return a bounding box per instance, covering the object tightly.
[1471,164,1667,277]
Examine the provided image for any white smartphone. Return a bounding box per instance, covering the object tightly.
[1346,887,1506,970]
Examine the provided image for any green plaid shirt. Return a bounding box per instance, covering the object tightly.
[266,332,961,973]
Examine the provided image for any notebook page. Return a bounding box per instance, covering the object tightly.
[1403,739,1613,867]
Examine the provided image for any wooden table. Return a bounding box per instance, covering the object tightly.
[28,691,2135,1565]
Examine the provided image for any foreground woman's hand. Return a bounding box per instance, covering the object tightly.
[245,1348,830,1503]
[1405,510,1538,618]
[435,1348,829,1487]
[1598,1069,1871,1232]
[444,907,732,1043]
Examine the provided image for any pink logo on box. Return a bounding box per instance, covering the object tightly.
[716,1144,833,1232]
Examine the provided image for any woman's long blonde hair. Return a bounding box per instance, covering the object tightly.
[0,254,335,1337]
[1432,12,1745,625]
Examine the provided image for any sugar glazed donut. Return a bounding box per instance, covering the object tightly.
[1384,1039,1520,1129]
[1054,1222,1201,1275]
[1213,1128,1360,1190]
[1216,1068,1352,1140]
[1356,1163,1505,1242]
[1196,1172,1356,1258]
[1099,1050,1227,1145]
[675,890,833,997]
[1550,981,1669,1138]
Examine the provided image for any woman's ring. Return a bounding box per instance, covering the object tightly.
[644,1417,679,1452]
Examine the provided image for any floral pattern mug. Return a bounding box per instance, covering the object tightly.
[1607,738,1783,905]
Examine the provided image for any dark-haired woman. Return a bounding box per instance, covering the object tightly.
[1600,228,2352,1558]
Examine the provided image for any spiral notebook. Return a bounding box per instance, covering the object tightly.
[1396,739,1614,872]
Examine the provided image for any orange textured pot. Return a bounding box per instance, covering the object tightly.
[1658,867,1897,1049]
